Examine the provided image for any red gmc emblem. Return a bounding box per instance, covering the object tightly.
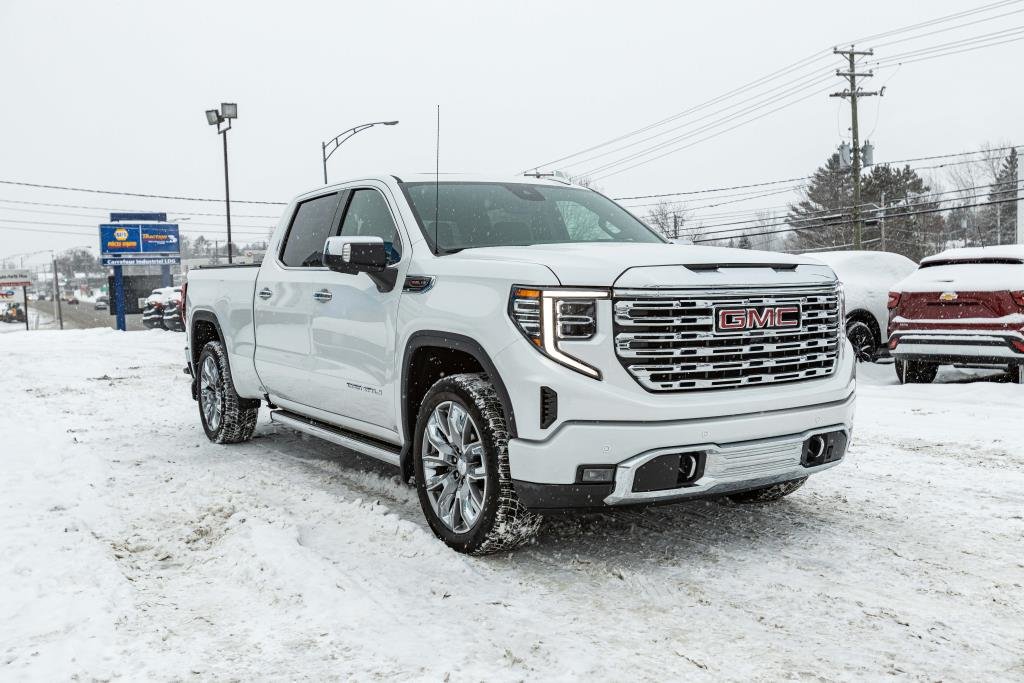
[716,305,801,332]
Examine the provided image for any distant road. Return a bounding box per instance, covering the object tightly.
[41,301,146,331]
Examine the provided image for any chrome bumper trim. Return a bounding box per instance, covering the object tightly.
[603,425,849,505]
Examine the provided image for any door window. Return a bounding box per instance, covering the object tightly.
[280,193,341,267]
[339,189,402,264]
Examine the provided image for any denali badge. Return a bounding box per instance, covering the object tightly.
[716,305,801,332]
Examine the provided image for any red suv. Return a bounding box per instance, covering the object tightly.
[888,246,1024,384]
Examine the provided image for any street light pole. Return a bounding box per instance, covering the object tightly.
[206,103,238,263]
[321,120,399,184]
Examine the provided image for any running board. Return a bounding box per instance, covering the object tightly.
[269,409,401,467]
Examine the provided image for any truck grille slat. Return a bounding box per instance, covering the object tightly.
[613,285,841,392]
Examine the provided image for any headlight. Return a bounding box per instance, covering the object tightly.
[509,286,608,379]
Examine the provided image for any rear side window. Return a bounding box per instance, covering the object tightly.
[280,193,341,267]
[339,189,402,264]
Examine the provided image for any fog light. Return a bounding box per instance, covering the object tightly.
[579,467,615,483]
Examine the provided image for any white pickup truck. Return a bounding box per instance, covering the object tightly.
[184,174,855,554]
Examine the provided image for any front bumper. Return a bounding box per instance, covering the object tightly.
[509,389,854,509]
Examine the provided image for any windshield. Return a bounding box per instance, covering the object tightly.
[401,182,664,252]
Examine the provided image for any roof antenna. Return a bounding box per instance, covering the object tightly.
[433,104,440,256]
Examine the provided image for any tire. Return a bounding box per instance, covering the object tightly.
[726,477,807,504]
[895,359,938,384]
[412,373,542,555]
[1012,364,1024,384]
[197,340,259,444]
[846,319,877,363]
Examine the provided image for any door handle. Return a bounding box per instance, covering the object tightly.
[313,288,333,303]
[258,287,273,300]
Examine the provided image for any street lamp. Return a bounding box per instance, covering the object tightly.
[322,120,399,184]
[205,102,238,263]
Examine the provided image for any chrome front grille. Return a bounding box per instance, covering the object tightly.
[613,285,841,392]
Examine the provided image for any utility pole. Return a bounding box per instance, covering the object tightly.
[880,190,886,252]
[51,256,64,330]
[831,46,883,249]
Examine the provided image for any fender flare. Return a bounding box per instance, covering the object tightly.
[400,331,518,474]
[187,309,226,400]
[188,309,226,364]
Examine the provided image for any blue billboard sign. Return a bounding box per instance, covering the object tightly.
[99,224,180,256]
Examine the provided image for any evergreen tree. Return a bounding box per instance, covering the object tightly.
[786,154,944,260]
[986,148,1018,245]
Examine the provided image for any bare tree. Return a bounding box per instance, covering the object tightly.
[644,200,696,241]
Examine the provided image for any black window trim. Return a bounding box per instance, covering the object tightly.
[336,185,406,265]
[276,191,348,270]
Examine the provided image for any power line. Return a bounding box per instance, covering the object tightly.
[839,0,1023,44]
[695,179,1024,234]
[590,85,836,181]
[527,2,1023,179]
[0,205,274,230]
[0,197,279,219]
[0,179,286,205]
[613,145,1021,202]
[693,195,1022,244]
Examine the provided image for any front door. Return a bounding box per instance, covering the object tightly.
[254,191,342,405]
[308,185,408,432]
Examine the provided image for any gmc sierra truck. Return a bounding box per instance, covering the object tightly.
[184,174,855,555]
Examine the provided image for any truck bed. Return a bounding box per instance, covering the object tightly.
[186,265,262,398]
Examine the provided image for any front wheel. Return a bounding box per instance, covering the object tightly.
[413,373,541,555]
[895,359,938,384]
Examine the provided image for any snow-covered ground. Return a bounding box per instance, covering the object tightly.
[2,330,1022,681]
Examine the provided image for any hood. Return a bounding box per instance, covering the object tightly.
[448,242,834,288]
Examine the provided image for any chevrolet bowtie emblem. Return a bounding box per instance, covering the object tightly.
[939,291,958,302]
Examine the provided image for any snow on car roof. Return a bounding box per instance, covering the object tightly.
[920,244,1024,265]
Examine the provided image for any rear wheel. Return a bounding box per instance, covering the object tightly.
[895,359,938,384]
[846,320,877,363]
[413,373,541,555]
[726,477,807,503]
[197,340,259,444]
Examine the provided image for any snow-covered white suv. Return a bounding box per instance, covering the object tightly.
[184,174,856,554]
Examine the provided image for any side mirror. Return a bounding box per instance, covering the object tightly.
[324,236,388,274]
[323,235,398,293]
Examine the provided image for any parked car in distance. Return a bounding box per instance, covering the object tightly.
[142,286,181,330]
[808,250,917,362]
[185,173,856,554]
[888,245,1024,384]
[65,296,80,305]
[94,296,109,310]
[162,292,184,332]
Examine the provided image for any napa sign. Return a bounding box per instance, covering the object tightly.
[99,222,181,265]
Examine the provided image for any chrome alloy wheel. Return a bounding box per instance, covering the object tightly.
[200,355,224,431]
[421,400,488,533]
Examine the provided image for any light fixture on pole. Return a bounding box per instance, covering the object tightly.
[322,120,399,184]
[205,103,238,263]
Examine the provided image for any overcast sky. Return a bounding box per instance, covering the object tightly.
[1,0,1021,261]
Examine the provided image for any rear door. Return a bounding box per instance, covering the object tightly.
[307,184,408,432]
[254,192,344,404]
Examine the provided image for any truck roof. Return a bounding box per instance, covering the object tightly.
[295,173,588,203]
